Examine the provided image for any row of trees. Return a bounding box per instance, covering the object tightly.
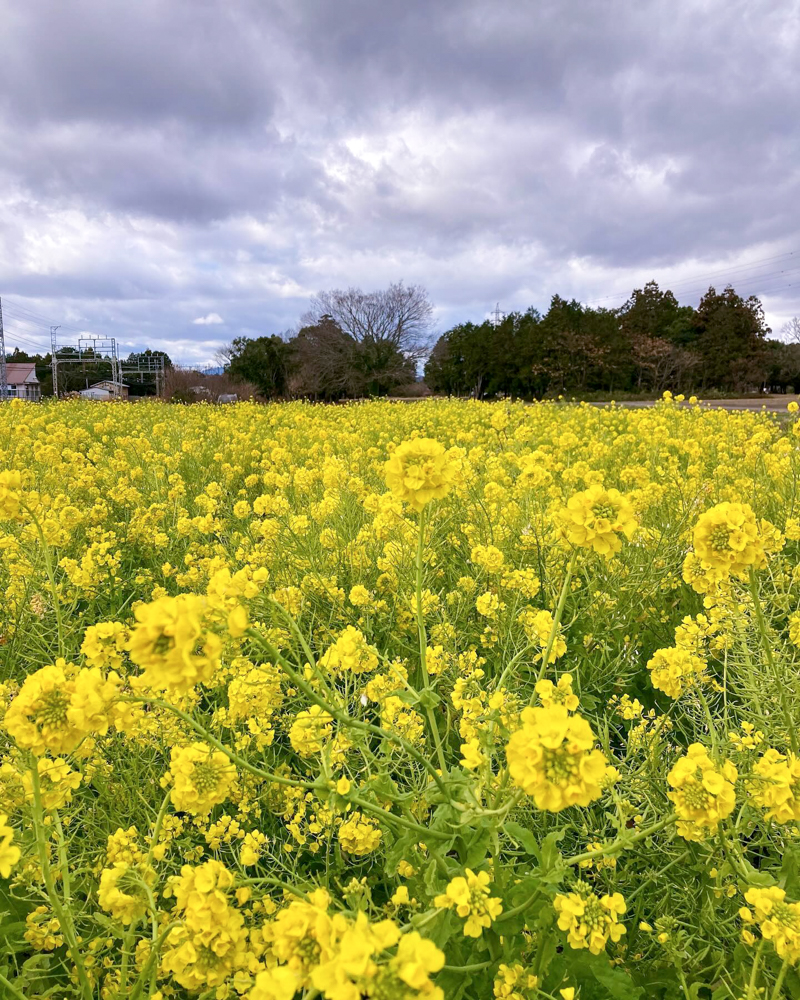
[7,282,799,402]
[221,281,800,401]
[425,283,800,397]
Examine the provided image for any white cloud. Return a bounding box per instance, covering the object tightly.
[192,312,224,325]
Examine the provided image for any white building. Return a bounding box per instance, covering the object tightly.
[3,363,41,401]
[79,380,129,401]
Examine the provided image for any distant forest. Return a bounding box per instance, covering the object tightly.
[425,282,800,398]
[217,281,800,401]
[7,281,800,401]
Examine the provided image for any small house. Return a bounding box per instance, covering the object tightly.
[79,380,129,401]
[3,363,41,401]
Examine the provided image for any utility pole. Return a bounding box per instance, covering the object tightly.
[50,326,60,397]
[0,297,6,401]
[492,302,504,327]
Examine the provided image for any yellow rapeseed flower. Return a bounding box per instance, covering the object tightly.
[506,706,607,811]
[384,438,462,512]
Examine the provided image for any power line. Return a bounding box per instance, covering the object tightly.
[0,299,88,334]
[590,250,800,302]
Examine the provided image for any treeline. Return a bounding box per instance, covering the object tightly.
[223,280,800,402]
[425,283,800,398]
[222,283,428,400]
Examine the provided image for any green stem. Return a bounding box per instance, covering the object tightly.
[240,876,311,899]
[350,794,450,843]
[415,506,447,773]
[746,939,766,1000]
[0,970,31,1000]
[28,760,93,1000]
[770,959,789,1000]
[144,787,172,866]
[695,687,719,753]
[748,568,798,754]
[118,914,140,997]
[27,510,65,657]
[246,630,450,800]
[123,696,316,790]
[442,962,492,972]
[128,921,181,1000]
[535,548,578,686]
[565,813,677,867]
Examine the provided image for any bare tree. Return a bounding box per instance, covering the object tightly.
[289,317,362,399]
[782,317,800,344]
[301,282,434,366]
[631,334,700,391]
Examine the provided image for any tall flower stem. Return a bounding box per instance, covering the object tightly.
[748,568,798,754]
[28,759,93,1000]
[535,548,579,686]
[415,506,447,773]
[26,508,65,658]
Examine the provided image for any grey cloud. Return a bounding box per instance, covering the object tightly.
[0,0,798,362]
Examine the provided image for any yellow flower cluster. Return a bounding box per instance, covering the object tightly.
[534,673,579,711]
[384,437,462,512]
[506,706,607,811]
[0,468,24,521]
[80,621,129,669]
[24,756,82,809]
[318,626,379,674]
[667,744,737,841]
[288,706,333,757]
[553,883,627,954]
[4,661,119,756]
[434,869,503,937]
[98,860,156,924]
[750,748,800,823]
[690,502,765,583]
[127,592,222,693]
[493,963,539,999]
[555,484,637,558]
[163,860,249,990]
[0,811,20,878]
[646,646,707,699]
[338,811,383,855]
[253,887,444,999]
[169,742,236,815]
[740,886,800,963]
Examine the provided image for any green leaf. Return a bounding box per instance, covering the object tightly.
[503,821,539,856]
[539,829,566,873]
[417,687,442,710]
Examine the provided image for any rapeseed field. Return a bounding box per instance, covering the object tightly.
[1,394,800,1000]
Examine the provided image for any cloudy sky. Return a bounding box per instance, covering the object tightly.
[1,0,799,364]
